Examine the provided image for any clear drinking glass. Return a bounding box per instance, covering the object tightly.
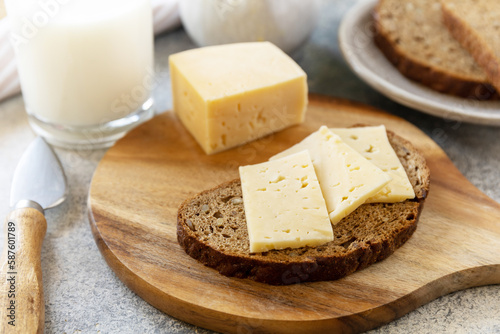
[5,0,155,149]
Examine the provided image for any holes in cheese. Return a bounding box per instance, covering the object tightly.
[331,125,415,203]
[271,126,392,224]
[239,150,333,253]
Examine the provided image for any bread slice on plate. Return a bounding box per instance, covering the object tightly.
[177,130,430,285]
[441,0,500,94]
[373,0,498,100]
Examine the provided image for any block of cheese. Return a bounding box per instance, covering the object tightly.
[239,150,333,253]
[169,42,308,155]
[271,126,392,224]
[331,126,415,203]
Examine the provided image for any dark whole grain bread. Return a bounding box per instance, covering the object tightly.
[177,130,430,285]
[441,0,500,94]
[373,0,498,100]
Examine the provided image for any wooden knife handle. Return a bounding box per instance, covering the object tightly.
[0,207,47,334]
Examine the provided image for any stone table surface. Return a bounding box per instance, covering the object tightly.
[1,0,499,333]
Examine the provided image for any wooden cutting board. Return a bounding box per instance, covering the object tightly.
[88,94,500,333]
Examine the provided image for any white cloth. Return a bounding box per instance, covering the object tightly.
[0,0,180,102]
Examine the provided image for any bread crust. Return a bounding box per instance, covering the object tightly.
[373,1,499,100]
[177,129,430,285]
[441,1,500,94]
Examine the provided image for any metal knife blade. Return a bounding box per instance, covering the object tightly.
[10,137,67,210]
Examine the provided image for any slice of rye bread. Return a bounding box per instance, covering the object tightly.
[373,0,498,100]
[177,130,430,285]
[441,0,500,94]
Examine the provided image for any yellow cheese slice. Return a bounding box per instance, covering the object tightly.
[331,126,415,203]
[239,150,333,253]
[271,126,392,224]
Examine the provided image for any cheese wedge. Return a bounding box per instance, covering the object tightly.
[169,42,307,155]
[271,126,392,224]
[239,150,333,253]
[331,126,415,203]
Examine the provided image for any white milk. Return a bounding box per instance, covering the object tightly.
[6,0,153,127]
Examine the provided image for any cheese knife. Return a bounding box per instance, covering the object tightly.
[0,137,67,334]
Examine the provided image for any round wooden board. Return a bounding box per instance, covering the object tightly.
[88,95,500,334]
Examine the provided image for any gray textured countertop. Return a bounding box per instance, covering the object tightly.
[1,0,499,333]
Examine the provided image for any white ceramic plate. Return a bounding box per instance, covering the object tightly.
[338,0,500,126]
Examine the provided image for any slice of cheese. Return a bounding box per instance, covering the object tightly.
[271,126,392,224]
[169,42,308,155]
[239,150,333,253]
[331,126,415,203]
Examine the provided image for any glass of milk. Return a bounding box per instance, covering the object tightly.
[5,0,154,149]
